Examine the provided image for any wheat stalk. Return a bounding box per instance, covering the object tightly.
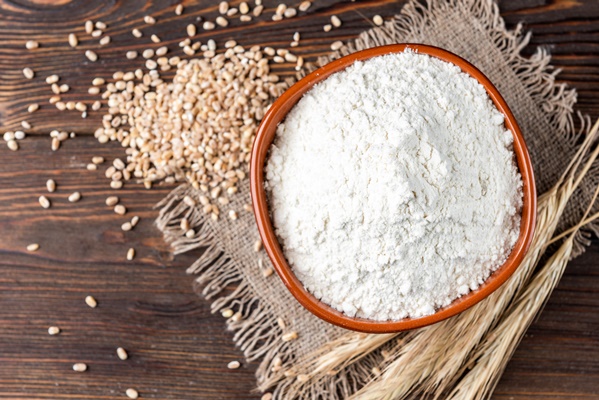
[447,179,599,400]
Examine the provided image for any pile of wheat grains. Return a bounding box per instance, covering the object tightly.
[95,43,289,220]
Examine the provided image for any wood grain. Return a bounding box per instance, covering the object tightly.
[0,0,598,399]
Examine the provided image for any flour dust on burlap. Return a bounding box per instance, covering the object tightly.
[155,0,597,398]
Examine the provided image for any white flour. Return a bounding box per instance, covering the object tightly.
[264,51,523,321]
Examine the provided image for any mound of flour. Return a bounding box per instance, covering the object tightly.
[264,51,523,321]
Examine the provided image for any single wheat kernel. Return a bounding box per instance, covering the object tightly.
[27,243,40,252]
[122,222,132,231]
[21,121,31,129]
[215,16,228,27]
[73,363,87,372]
[68,33,78,47]
[46,179,56,193]
[130,216,140,227]
[86,163,97,170]
[117,347,128,360]
[125,388,139,399]
[240,15,251,22]
[39,195,50,209]
[373,15,384,26]
[185,229,195,238]
[284,8,297,18]
[331,40,343,50]
[323,24,332,32]
[228,210,237,220]
[227,361,241,369]
[254,239,263,252]
[239,2,249,14]
[92,156,105,164]
[221,309,234,318]
[25,40,39,50]
[372,366,382,375]
[85,50,98,62]
[106,196,119,206]
[132,28,143,38]
[23,68,34,79]
[110,180,123,189]
[27,103,39,113]
[186,23,196,37]
[126,248,135,260]
[299,1,311,12]
[219,1,229,14]
[156,46,168,56]
[226,7,238,16]
[293,32,300,42]
[175,4,183,15]
[282,331,298,342]
[114,204,127,215]
[91,29,102,38]
[276,4,287,15]
[84,20,93,34]
[48,326,60,335]
[262,268,273,277]
[331,15,342,27]
[253,5,263,16]
[261,393,273,400]
[85,295,97,308]
[7,140,18,151]
[151,34,161,43]
[68,192,81,202]
[144,15,156,24]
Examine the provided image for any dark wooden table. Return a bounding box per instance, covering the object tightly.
[0,0,598,399]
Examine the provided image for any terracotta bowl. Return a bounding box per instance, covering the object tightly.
[250,44,537,333]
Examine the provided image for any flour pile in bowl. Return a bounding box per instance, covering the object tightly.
[264,50,523,321]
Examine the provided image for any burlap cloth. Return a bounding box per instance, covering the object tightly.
[155,0,597,398]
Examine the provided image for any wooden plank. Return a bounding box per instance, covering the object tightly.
[0,1,598,399]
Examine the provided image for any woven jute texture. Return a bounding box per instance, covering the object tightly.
[155,0,597,398]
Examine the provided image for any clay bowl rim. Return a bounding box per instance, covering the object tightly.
[250,43,537,333]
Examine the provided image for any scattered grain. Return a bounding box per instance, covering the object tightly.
[125,388,139,399]
[219,1,229,14]
[373,14,384,26]
[25,40,39,50]
[73,363,87,372]
[23,67,34,79]
[68,33,78,47]
[85,20,94,34]
[46,179,56,193]
[117,347,128,360]
[331,15,342,27]
[215,16,228,27]
[27,243,40,252]
[110,180,123,189]
[39,195,50,209]
[85,50,98,62]
[48,326,60,335]
[68,192,81,203]
[227,361,241,369]
[126,247,135,260]
[331,40,343,51]
[284,7,297,18]
[106,196,119,206]
[299,1,311,12]
[282,331,298,342]
[85,295,97,308]
[114,204,127,215]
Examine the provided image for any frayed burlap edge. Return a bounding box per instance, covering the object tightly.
[155,0,597,398]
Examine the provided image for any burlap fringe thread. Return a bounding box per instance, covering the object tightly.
[155,0,597,398]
